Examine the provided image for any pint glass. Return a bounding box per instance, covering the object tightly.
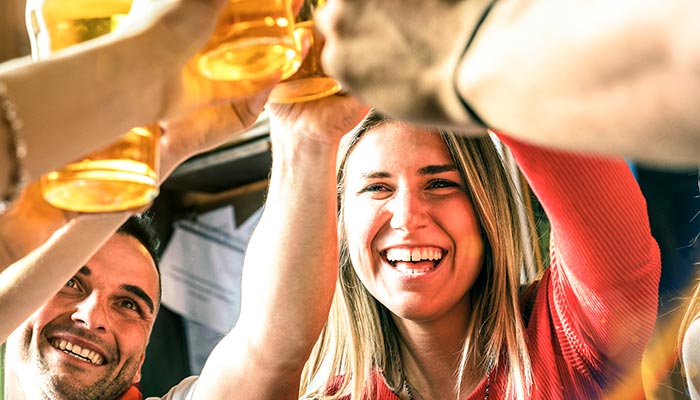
[26,0,160,212]
[197,0,301,90]
[268,0,341,103]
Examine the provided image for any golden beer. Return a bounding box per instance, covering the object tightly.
[198,0,301,86]
[268,0,341,103]
[26,0,160,212]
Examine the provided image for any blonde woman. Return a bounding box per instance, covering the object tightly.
[256,97,661,399]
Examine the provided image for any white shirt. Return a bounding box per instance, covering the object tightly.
[148,376,199,400]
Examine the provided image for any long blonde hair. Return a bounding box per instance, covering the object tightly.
[300,111,533,399]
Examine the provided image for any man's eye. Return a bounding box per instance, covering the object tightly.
[120,299,141,313]
[65,279,77,289]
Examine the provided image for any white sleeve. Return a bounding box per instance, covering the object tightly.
[147,376,199,400]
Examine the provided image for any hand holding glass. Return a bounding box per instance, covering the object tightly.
[268,0,342,103]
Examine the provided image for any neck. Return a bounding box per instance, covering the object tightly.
[393,309,484,399]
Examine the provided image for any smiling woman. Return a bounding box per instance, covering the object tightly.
[267,107,662,400]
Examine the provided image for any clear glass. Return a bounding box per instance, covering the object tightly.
[267,0,341,104]
[26,0,160,212]
[197,0,301,90]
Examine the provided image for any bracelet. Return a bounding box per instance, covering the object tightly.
[0,81,28,214]
[452,0,499,128]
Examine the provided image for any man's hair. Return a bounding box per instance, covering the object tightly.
[116,213,162,302]
[117,212,160,264]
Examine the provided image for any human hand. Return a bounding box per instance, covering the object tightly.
[130,0,310,121]
[125,0,229,71]
[316,0,491,129]
[266,94,369,147]
[0,183,75,268]
[156,21,319,177]
[157,80,279,180]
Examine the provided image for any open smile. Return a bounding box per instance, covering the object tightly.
[383,246,445,274]
[49,338,106,366]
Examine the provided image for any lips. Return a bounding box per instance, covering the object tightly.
[49,338,106,365]
[384,246,444,274]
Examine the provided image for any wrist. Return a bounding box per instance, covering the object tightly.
[0,81,29,214]
[436,0,498,132]
[269,133,339,191]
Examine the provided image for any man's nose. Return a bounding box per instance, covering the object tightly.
[389,190,429,231]
[71,293,108,331]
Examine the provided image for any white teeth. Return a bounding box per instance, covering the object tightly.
[395,263,433,274]
[50,338,104,365]
[410,248,421,261]
[386,247,442,262]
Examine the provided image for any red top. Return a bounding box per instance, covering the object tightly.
[332,134,661,399]
[119,385,143,400]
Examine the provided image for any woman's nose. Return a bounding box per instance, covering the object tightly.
[389,190,429,231]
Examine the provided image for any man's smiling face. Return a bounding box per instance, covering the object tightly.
[5,233,159,400]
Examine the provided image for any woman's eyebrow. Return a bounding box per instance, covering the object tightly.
[360,171,391,180]
[418,164,457,175]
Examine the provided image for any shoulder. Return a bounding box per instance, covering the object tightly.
[146,376,199,400]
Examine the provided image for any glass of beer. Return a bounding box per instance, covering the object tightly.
[268,0,341,103]
[26,0,160,212]
[197,0,301,92]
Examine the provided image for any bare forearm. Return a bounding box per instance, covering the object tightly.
[195,135,340,399]
[460,0,700,166]
[0,32,165,182]
[0,212,129,342]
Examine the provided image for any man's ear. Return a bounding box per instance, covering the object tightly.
[131,353,146,384]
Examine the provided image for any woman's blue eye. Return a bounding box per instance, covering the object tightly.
[428,179,460,189]
[361,184,389,193]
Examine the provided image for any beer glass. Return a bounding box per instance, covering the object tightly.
[197,0,301,92]
[268,0,341,103]
[26,0,160,212]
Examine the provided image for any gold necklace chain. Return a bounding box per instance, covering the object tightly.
[402,373,490,400]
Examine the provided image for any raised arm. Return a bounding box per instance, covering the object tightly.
[0,0,231,191]
[497,133,660,380]
[0,87,272,343]
[318,0,700,167]
[192,96,368,400]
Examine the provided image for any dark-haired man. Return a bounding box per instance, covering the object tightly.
[3,216,165,400]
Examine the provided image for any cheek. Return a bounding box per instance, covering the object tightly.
[26,301,66,335]
[113,319,152,357]
[448,205,485,268]
[343,210,378,281]
[343,202,378,257]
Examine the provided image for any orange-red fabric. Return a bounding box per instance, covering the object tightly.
[118,385,143,400]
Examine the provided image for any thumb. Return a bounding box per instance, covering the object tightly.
[295,24,314,61]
